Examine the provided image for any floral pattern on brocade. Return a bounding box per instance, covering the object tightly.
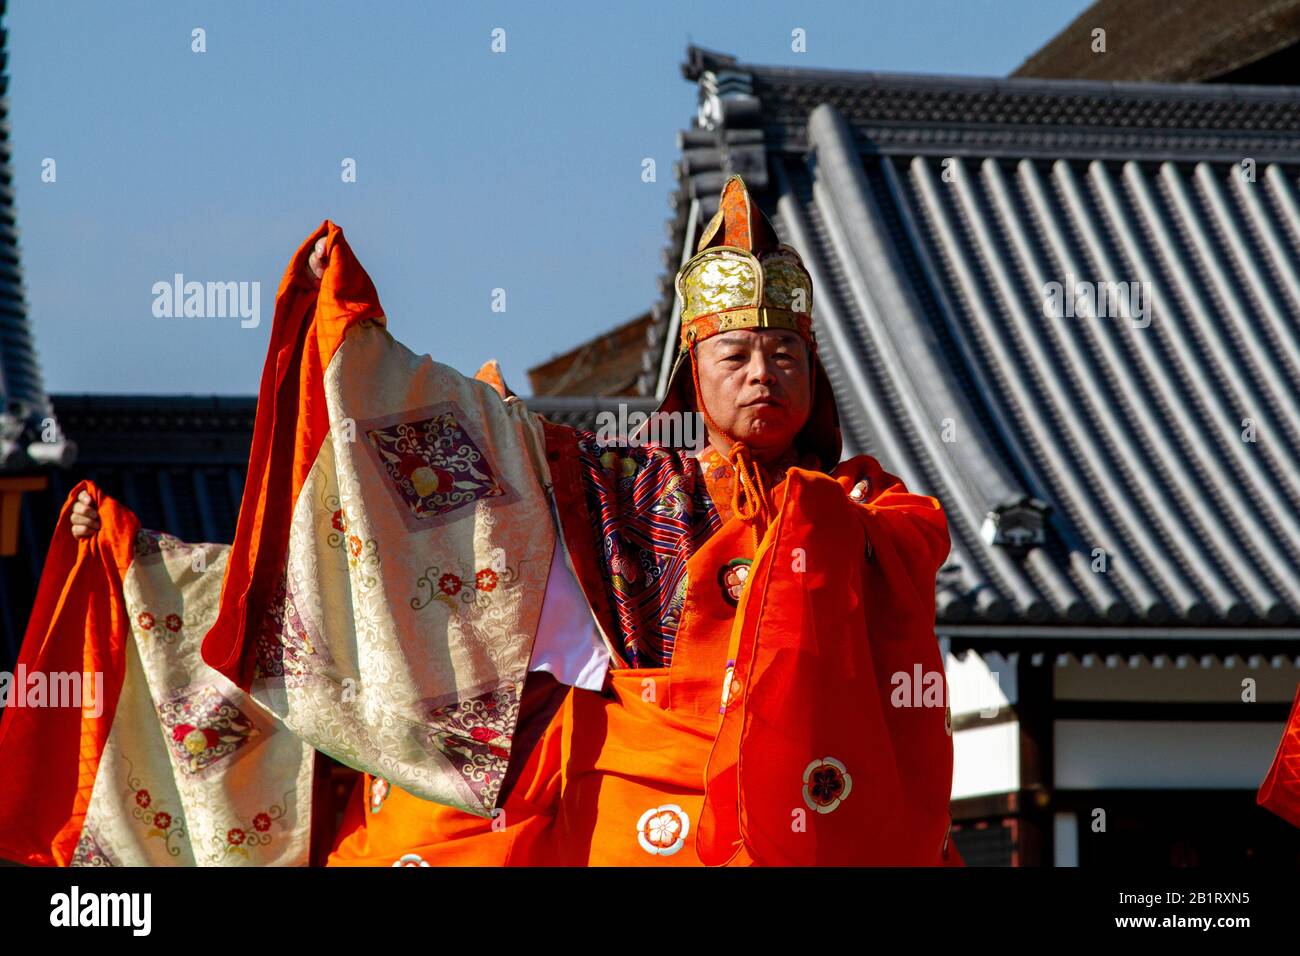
[253,567,334,686]
[417,681,521,813]
[71,824,119,867]
[157,684,258,776]
[362,401,507,529]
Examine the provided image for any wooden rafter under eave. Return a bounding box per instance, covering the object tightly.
[0,475,48,556]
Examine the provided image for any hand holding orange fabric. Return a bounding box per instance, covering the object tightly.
[0,481,137,865]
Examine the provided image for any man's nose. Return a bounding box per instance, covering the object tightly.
[747,354,777,384]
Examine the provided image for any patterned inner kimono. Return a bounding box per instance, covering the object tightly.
[568,433,811,669]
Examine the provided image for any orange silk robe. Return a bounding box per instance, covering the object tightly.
[330,448,963,867]
[0,487,137,867]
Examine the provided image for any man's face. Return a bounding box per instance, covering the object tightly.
[693,328,813,460]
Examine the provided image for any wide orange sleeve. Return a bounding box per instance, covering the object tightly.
[698,457,959,866]
[839,455,961,866]
[834,454,951,638]
[0,481,138,866]
[201,221,384,690]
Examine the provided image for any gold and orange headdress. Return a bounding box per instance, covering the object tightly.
[652,174,843,533]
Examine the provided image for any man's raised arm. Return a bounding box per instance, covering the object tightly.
[197,222,564,821]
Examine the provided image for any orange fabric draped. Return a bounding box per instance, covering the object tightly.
[549,506,760,865]
[0,480,138,866]
[201,221,385,690]
[698,461,956,865]
[328,673,570,866]
[1258,683,1300,830]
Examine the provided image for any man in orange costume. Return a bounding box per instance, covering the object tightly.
[58,175,961,867]
[318,174,960,866]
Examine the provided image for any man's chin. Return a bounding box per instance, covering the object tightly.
[729,421,797,455]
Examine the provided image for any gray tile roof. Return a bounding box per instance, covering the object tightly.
[652,45,1300,628]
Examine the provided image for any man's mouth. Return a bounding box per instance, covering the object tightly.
[744,397,782,407]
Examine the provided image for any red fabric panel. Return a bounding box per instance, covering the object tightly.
[539,419,625,666]
[0,480,138,866]
[1258,682,1300,829]
[698,457,957,865]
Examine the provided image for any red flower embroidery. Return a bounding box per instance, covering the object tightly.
[438,573,462,596]
[470,726,510,759]
[153,812,171,829]
[331,509,347,532]
[164,613,182,632]
[137,612,155,631]
[172,723,219,755]
[135,789,151,809]
[227,828,246,846]
[476,568,498,592]
[253,813,272,832]
[348,535,362,558]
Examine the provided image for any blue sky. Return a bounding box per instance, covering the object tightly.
[8,0,1089,396]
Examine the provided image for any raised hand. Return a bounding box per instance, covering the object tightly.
[306,236,328,286]
[70,489,100,539]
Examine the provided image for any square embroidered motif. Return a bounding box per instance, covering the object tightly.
[360,401,509,531]
[252,568,333,686]
[157,685,258,776]
[415,681,521,814]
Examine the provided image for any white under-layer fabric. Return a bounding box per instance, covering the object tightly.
[526,539,610,692]
[523,443,715,692]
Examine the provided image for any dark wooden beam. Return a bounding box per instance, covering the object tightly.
[1017,652,1054,866]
